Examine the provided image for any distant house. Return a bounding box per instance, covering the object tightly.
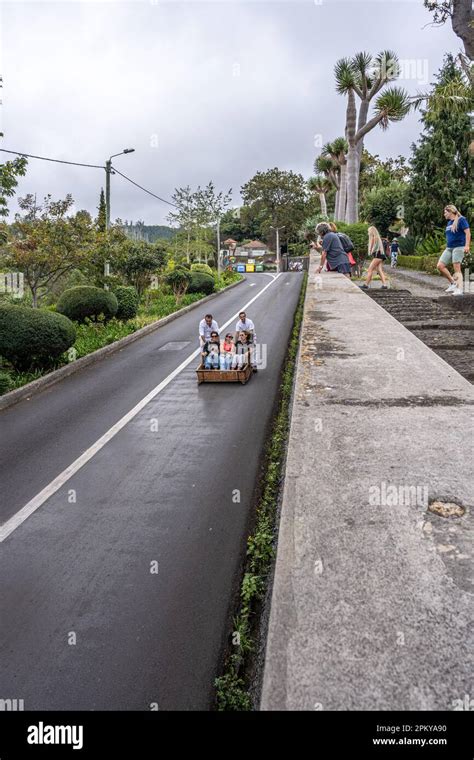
[234,240,269,258]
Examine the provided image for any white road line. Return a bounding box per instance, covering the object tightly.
[0,273,282,542]
[249,283,256,287]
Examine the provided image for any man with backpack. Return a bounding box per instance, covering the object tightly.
[315,223,352,277]
[329,223,356,273]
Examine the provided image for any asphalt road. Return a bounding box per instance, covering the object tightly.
[0,272,303,710]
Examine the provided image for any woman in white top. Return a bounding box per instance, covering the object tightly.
[359,226,388,290]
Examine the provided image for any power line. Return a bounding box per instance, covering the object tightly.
[111,166,177,208]
[0,148,177,208]
[0,148,104,169]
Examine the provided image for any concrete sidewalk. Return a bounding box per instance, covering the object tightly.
[261,255,473,711]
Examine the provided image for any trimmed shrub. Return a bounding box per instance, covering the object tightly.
[0,371,12,394]
[114,286,140,320]
[397,255,424,271]
[397,254,440,274]
[421,256,441,275]
[57,286,118,324]
[0,304,76,371]
[190,263,214,276]
[187,271,215,295]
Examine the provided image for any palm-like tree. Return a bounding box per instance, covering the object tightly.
[334,51,410,223]
[314,154,339,216]
[308,174,331,216]
[322,137,348,220]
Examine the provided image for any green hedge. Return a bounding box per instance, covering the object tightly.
[190,263,214,276]
[57,286,118,323]
[397,254,440,275]
[114,286,140,320]
[187,271,215,295]
[0,304,76,371]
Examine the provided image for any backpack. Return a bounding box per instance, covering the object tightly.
[337,232,354,253]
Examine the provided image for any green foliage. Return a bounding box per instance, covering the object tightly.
[288,242,309,256]
[190,262,214,276]
[397,254,440,274]
[214,271,243,290]
[96,189,107,233]
[73,318,137,358]
[397,236,419,255]
[187,271,215,295]
[0,304,76,371]
[165,267,192,302]
[121,221,175,242]
[116,240,167,296]
[57,286,118,324]
[0,370,12,394]
[405,56,473,237]
[416,231,446,255]
[0,155,27,220]
[337,222,370,276]
[214,671,252,712]
[7,193,95,306]
[360,181,406,236]
[114,286,140,321]
[241,167,315,243]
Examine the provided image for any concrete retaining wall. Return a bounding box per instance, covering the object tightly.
[261,255,473,710]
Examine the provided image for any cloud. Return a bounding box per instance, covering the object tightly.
[1,0,457,223]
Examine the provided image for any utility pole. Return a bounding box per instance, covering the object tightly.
[217,217,221,276]
[270,225,285,273]
[104,148,135,231]
[103,148,135,287]
[105,159,112,230]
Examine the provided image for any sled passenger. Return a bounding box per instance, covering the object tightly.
[232,331,250,369]
[202,331,220,369]
[220,333,235,370]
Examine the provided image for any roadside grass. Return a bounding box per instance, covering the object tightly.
[214,272,308,711]
[0,278,243,395]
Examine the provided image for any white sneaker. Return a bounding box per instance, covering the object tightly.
[452,287,463,296]
[445,282,457,292]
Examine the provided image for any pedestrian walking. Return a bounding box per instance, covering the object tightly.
[390,238,399,268]
[359,226,388,289]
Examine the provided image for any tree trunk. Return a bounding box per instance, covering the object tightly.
[452,0,473,60]
[334,189,340,220]
[338,162,347,223]
[345,89,358,223]
[345,144,358,223]
[356,98,369,167]
[319,193,327,217]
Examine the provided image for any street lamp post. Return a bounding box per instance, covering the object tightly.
[105,148,135,230]
[216,217,221,277]
[104,148,135,287]
[270,225,285,273]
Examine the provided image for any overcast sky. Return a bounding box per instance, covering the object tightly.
[1,0,459,225]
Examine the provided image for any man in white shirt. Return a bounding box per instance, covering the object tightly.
[199,314,220,345]
[235,311,257,370]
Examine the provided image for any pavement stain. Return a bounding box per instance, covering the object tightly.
[421,501,473,593]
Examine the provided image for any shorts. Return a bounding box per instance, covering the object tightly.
[333,261,352,274]
[439,247,465,265]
